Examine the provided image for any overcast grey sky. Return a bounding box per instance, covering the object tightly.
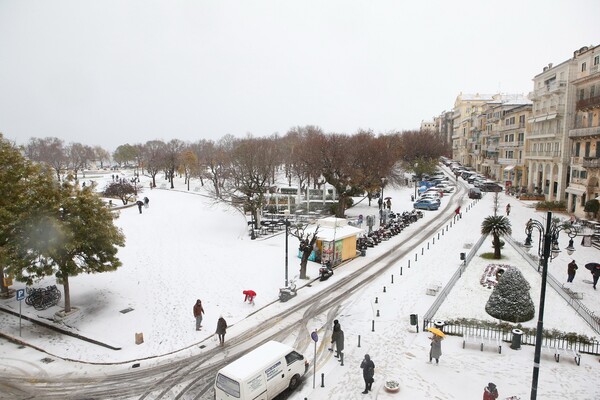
[1,0,599,151]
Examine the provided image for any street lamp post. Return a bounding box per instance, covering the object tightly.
[284,211,291,287]
[523,211,576,400]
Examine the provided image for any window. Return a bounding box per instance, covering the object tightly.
[579,89,585,101]
[519,115,525,126]
[518,132,524,143]
[585,142,591,157]
[581,170,588,179]
[596,141,600,158]
[575,142,581,157]
[506,150,514,158]
[595,55,600,66]
[591,85,595,98]
[285,351,304,365]
[572,170,579,179]
[216,374,241,397]
[582,62,587,72]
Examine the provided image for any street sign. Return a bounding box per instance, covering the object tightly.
[310,330,318,342]
[16,289,25,301]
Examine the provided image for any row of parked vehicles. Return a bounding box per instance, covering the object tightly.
[442,158,503,196]
[413,171,456,211]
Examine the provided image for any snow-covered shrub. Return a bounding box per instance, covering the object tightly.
[485,266,535,323]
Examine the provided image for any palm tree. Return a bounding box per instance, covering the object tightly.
[481,215,512,259]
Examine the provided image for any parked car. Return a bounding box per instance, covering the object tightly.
[468,187,482,199]
[479,182,503,192]
[413,199,440,211]
[436,183,455,193]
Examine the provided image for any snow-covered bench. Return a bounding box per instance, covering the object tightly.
[425,281,442,296]
[545,344,581,365]
[562,285,584,300]
[462,331,502,354]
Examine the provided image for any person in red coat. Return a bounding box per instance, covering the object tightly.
[193,299,204,331]
[483,382,498,400]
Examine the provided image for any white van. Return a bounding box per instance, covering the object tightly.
[214,341,308,400]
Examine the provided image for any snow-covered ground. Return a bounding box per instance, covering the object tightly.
[1,168,599,400]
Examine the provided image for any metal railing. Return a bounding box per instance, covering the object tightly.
[505,235,600,335]
[422,233,488,324]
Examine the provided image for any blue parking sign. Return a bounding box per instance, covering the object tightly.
[16,289,25,301]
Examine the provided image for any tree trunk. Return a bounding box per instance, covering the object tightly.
[493,233,501,259]
[63,275,71,313]
[299,251,310,279]
[0,266,8,296]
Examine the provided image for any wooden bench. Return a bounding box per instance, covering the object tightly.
[462,332,502,354]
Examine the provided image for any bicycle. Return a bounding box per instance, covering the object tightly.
[25,285,62,310]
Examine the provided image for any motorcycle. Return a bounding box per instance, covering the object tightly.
[279,280,297,302]
[319,262,334,281]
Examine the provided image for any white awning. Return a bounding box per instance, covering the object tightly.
[504,165,515,172]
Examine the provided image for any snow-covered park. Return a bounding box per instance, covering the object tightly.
[1,167,599,400]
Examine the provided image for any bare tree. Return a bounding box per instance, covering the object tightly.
[93,145,111,169]
[65,142,94,179]
[179,148,197,191]
[24,137,67,181]
[163,139,186,189]
[288,224,320,280]
[141,140,166,188]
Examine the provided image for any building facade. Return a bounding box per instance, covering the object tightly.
[525,58,577,201]
[566,45,600,216]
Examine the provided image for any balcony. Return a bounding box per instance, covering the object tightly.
[568,126,600,139]
[532,81,567,98]
[583,157,600,169]
[576,95,600,111]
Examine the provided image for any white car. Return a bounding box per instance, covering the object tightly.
[436,184,455,193]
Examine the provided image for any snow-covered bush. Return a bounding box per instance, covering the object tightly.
[485,266,535,323]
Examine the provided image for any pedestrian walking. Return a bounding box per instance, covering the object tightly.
[216,316,227,346]
[483,382,499,400]
[567,260,578,283]
[592,266,600,290]
[505,203,511,216]
[336,329,345,366]
[143,196,150,208]
[360,354,375,394]
[330,319,341,355]
[136,200,144,214]
[378,197,383,210]
[429,334,443,364]
[193,299,204,331]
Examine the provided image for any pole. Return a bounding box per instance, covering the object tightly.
[530,211,552,400]
[285,218,289,287]
[313,335,317,389]
[19,299,22,337]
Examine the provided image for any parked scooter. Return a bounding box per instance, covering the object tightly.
[279,280,297,302]
[319,261,334,281]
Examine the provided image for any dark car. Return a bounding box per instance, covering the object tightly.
[480,182,503,192]
[468,188,482,199]
[413,199,440,211]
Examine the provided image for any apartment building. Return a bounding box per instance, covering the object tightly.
[497,100,531,190]
[452,93,494,166]
[525,56,578,201]
[566,44,600,216]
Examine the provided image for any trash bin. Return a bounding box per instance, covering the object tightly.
[433,320,445,331]
[361,249,366,257]
[410,314,418,326]
[511,328,523,350]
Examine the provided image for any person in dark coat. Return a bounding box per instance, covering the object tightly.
[592,266,600,290]
[136,200,144,214]
[216,316,227,345]
[330,319,341,355]
[567,260,578,283]
[360,354,375,394]
[336,329,345,366]
[193,299,204,331]
[483,382,499,399]
[429,334,443,364]
[143,196,149,208]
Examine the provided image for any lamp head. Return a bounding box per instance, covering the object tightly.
[524,233,533,250]
[566,238,575,255]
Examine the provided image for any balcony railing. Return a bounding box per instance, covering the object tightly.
[576,95,600,111]
[532,81,567,98]
[583,157,600,168]
[525,151,561,158]
[568,126,600,139]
